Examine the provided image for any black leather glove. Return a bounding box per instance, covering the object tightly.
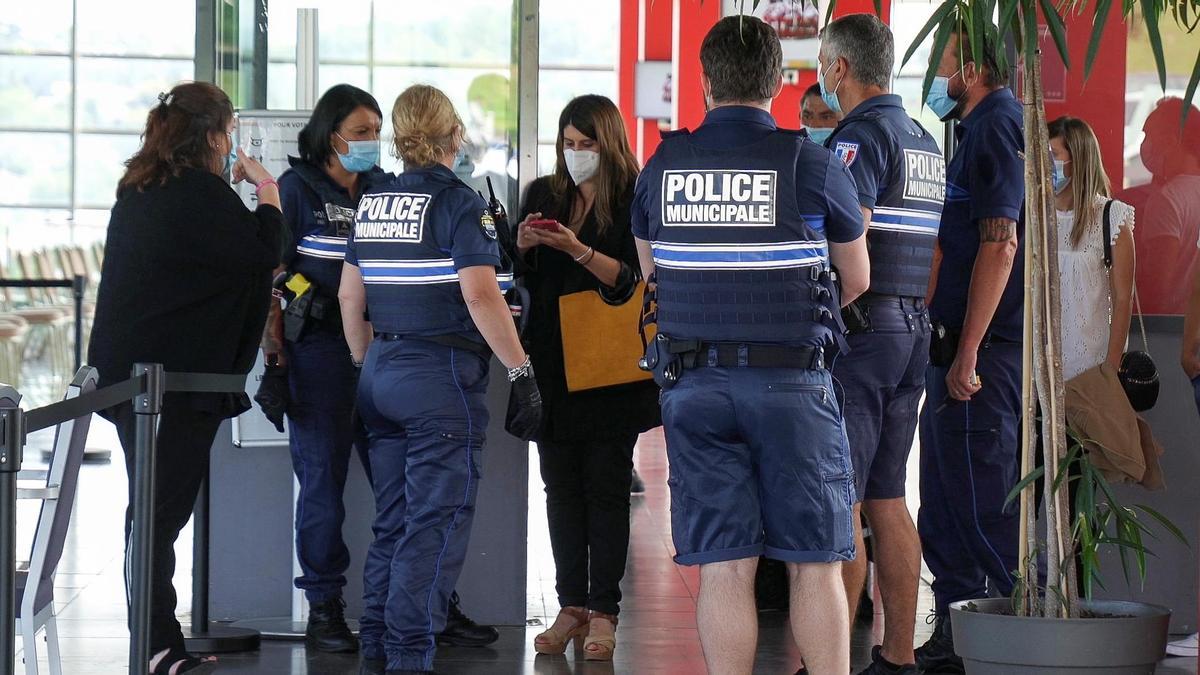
[506,364,543,441]
[253,364,290,433]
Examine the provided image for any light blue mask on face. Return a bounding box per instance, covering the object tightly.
[926,72,961,121]
[806,127,834,146]
[817,59,844,115]
[224,132,238,174]
[1052,159,1071,194]
[336,132,380,173]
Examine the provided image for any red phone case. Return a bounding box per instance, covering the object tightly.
[526,219,559,230]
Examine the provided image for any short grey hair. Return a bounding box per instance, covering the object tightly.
[821,14,893,89]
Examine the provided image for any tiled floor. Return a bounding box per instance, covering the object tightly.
[10,424,1199,674]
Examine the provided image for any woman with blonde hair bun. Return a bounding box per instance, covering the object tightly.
[340,84,542,675]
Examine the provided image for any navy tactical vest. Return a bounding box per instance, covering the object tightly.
[833,108,945,298]
[351,167,511,340]
[640,129,845,350]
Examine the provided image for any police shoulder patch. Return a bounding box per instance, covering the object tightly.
[480,211,498,240]
[835,141,860,167]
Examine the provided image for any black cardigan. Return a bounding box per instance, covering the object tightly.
[517,176,661,443]
[88,167,284,418]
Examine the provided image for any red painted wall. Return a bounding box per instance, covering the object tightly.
[1040,10,1128,188]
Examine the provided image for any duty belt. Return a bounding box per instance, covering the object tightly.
[376,332,492,358]
[681,342,828,371]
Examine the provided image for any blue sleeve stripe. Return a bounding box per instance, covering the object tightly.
[297,246,348,260]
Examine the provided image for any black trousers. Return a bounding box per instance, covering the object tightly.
[537,432,638,616]
[111,396,223,654]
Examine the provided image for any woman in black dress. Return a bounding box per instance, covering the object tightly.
[518,95,661,662]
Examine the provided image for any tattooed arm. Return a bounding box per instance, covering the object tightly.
[947,217,1019,400]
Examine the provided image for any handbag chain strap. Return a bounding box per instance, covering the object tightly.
[1102,198,1151,356]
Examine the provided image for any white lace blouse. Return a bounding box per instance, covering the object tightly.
[1057,197,1135,382]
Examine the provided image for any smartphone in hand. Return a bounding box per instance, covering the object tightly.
[526,218,560,231]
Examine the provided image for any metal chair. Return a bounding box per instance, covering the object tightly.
[15,367,99,675]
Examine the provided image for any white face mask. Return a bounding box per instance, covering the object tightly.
[563,148,599,185]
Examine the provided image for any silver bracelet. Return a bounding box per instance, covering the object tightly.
[572,246,594,264]
[507,355,532,382]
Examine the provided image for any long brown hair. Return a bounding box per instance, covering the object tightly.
[549,95,640,235]
[1048,116,1111,247]
[118,82,234,194]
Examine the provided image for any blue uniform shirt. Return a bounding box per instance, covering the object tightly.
[345,164,509,342]
[826,94,945,298]
[930,88,1025,342]
[632,105,863,347]
[278,157,386,294]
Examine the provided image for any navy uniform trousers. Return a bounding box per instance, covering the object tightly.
[917,340,1022,612]
[356,337,488,672]
[285,327,370,603]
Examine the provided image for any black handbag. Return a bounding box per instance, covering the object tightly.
[1102,200,1159,411]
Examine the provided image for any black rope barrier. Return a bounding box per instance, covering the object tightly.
[0,365,247,675]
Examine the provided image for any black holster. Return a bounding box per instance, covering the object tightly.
[639,334,698,390]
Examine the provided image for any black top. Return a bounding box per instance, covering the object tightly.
[88,167,285,417]
[518,176,661,443]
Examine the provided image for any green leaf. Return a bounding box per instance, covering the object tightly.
[922,13,961,107]
[1005,465,1045,507]
[1183,44,1200,127]
[1139,0,1169,90]
[997,0,1024,65]
[874,0,883,17]
[1136,504,1190,546]
[901,0,960,71]
[1084,0,1116,81]
[1039,0,1072,68]
[1022,0,1041,69]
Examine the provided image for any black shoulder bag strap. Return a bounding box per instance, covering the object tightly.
[1102,199,1114,270]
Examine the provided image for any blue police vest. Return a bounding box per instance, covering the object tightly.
[280,159,385,294]
[831,107,945,298]
[351,168,512,340]
[641,129,845,349]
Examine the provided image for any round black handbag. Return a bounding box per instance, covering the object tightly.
[1119,349,1159,412]
[1102,200,1159,412]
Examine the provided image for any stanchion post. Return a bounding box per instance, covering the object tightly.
[71,275,85,372]
[0,390,25,675]
[129,364,163,674]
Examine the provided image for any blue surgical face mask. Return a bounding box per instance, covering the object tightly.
[1052,159,1071,194]
[926,73,961,121]
[806,126,834,146]
[817,59,844,115]
[336,132,380,173]
[225,132,237,174]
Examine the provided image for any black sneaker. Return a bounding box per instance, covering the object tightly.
[858,645,919,674]
[437,592,499,647]
[630,468,646,495]
[306,598,359,653]
[915,612,964,674]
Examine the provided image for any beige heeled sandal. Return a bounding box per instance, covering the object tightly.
[583,613,618,662]
[534,609,590,655]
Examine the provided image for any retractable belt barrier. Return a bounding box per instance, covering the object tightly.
[0,364,248,675]
[0,276,88,373]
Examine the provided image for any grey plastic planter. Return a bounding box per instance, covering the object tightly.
[949,598,1171,674]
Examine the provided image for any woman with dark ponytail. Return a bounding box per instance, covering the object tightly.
[88,81,284,674]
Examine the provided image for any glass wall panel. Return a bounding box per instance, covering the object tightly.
[0,56,71,129]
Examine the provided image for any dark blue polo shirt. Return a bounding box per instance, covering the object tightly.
[929,88,1025,342]
[632,106,863,244]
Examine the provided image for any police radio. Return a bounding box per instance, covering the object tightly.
[479,176,531,337]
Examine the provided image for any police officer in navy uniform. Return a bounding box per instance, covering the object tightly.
[816,15,944,675]
[338,84,541,675]
[264,84,384,655]
[632,17,869,675]
[266,84,500,654]
[915,28,1025,675]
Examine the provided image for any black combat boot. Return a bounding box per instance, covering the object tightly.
[307,597,358,654]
